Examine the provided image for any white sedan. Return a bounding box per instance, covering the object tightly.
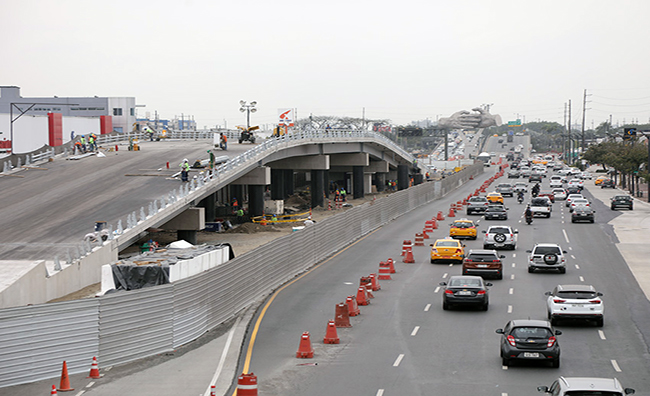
[545,284,604,326]
[569,198,591,212]
[552,188,567,201]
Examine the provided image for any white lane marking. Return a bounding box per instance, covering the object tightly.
[611,359,622,372]
[512,253,517,258]
[599,330,606,340]
[393,354,405,367]
[104,366,113,372]
[377,390,385,396]
[562,220,565,224]
[411,326,420,336]
[434,287,440,293]
[204,315,243,396]
[344,282,354,285]
[449,263,454,267]
[569,246,573,251]
[509,288,514,295]
[425,303,431,311]
[502,393,508,396]
[86,382,95,388]
[442,273,448,279]
[502,365,508,370]
[75,391,85,396]
[575,264,580,270]
[511,274,515,280]
[512,263,516,268]
[571,255,576,259]
[507,305,513,313]
[562,229,570,243]
[579,276,585,282]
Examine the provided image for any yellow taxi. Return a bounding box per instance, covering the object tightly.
[449,219,477,240]
[430,238,465,264]
[486,192,504,204]
[594,175,608,185]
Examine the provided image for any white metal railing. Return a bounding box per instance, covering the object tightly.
[57,130,416,265]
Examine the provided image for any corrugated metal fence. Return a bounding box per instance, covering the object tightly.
[0,163,482,388]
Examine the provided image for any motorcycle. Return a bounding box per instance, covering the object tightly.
[517,195,524,204]
[525,213,533,225]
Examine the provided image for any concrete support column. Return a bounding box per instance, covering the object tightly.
[324,170,330,198]
[310,170,325,208]
[397,165,409,191]
[283,169,294,197]
[375,173,386,192]
[271,169,285,200]
[198,192,216,222]
[414,174,424,185]
[249,185,265,217]
[177,230,197,245]
[353,166,364,199]
[230,185,244,204]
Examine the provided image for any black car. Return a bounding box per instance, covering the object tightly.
[529,174,543,183]
[496,319,562,368]
[600,179,615,188]
[611,195,633,210]
[565,186,581,195]
[571,207,595,223]
[440,275,492,311]
[484,205,508,220]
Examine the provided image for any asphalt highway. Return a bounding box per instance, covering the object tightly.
[0,139,247,260]
[235,149,650,395]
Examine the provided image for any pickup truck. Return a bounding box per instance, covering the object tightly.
[529,197,552,218]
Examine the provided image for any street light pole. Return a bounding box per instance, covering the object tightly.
[239,100,257,131]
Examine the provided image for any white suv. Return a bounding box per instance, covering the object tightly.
[527,243,567,273]
[545,284,604,327]
[482,225,518,250]
[538,377,635,396]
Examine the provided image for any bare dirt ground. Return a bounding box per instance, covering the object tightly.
[49,192,393,302]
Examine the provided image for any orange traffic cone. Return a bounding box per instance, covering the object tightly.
[403,247,415,263]
[58,361,74,392]
[414,233,425,246]
[335,302,352,327]
[346,295,361,316]
[296,332,314,358]
[51,385,58,395]
[386,258,396,273]
[370,273,381,291]
[87,356,100,379]
[437,211,445,221]
[210,385,216,396]
[364,283,375,299]
[356,286,370,305]
[324,320,340,344]
[448,207,455,217]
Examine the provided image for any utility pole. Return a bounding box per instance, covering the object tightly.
[563,103,567,160]
[567,99,573,164]
[581,89,590,163]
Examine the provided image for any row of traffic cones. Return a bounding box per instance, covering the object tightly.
[50,357,101,394]
[297,260,396,358]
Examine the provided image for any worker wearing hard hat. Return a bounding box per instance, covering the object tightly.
[179,159,190,182]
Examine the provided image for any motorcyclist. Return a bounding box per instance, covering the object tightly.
[517,190,525,203]
[532,182,540,197]
[525,204,533,223]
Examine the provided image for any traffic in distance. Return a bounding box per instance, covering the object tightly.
[243,132,646,396]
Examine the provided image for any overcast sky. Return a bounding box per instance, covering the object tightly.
[2,0,650,129]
